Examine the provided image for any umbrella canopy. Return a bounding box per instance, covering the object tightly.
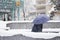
[33,14,50,24]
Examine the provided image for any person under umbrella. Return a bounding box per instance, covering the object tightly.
[32,13,50,32]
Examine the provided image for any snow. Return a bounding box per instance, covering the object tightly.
[0,21,60,39]
[0,29,60,39]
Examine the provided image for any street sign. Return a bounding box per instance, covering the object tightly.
[16,1,20,7]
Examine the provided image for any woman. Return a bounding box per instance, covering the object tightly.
[32,13,50,32]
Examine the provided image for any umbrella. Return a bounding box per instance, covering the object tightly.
[33,14,50,24]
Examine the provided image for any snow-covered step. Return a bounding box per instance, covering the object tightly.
[0,29,59,39]
[43,28,60,33]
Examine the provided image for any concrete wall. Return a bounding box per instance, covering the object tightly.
[7,22,60,29]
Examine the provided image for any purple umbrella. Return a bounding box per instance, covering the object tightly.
[33,14,50,24]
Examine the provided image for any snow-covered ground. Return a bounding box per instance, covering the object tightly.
[0,20,60,39]
[0,29,60,39]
